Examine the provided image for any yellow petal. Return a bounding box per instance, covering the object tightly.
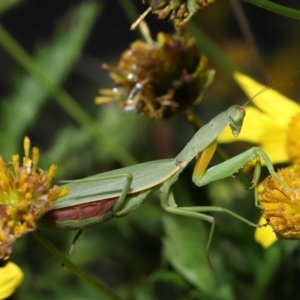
[260,146,289,164]
[233,71,299,126]
[254,216,278,248]
[0,262,23,299]
[259,131,289,164]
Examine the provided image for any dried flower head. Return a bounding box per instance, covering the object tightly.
[96,27,214,119]
[258,164,300,239]
[131,0,215,30]
[0,137,69,259]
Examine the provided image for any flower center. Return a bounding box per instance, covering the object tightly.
[286,111,300,163]
[0,137,69,259]
[259,164,300,239]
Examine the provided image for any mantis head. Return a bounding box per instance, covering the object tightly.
[227,105,246,137]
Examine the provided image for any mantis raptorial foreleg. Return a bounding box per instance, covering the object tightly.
[192,146,290,206]
[192,139,218,179]
[158,145,291,270]
[161,192,259,272]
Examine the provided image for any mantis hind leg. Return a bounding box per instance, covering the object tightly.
[68,230,83,257]
[111,173,134,213]
[68,173,133,256]
[160,189,260,272]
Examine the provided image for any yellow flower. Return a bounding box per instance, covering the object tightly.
[0,137,69,259]
[258,164,300,241]
[96,25,214,119]
[255,216,277,248]
[218,72,300,164]
[218,72,300,248]
[0,261,23,299]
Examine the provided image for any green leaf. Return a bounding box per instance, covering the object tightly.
[254,244,281,291]
[0,0,23,14]
[162,214,217,299]
[0,1,102,158]
[243,0,300,20]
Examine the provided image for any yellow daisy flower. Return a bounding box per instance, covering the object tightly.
[258,164,300,242]
[254,216,277,248]
[218,72,300,164]
[218,72,300,248]
[0,137,69,298]
[0,136,69,259]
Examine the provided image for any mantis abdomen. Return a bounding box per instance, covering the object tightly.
[40,198,118,230]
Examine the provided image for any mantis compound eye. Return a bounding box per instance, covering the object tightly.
[227,105,246,137]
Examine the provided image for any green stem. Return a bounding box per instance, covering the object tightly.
[118,0,148,39]
[33,230,123,300]
[185,110,203,130]
[0,23,136,166]
[0,0,22,14]
[243,0,300,20]
[188,23,238,78]
[118,0,139,23]
[229,0,269,84]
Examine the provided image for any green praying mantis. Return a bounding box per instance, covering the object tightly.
[38,101,281,268]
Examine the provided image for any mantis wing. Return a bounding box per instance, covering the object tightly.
[54,159,179,209]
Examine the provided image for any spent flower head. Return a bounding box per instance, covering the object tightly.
[131,0,215,30]
[0,137,69,259]
[96,24,214,119]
